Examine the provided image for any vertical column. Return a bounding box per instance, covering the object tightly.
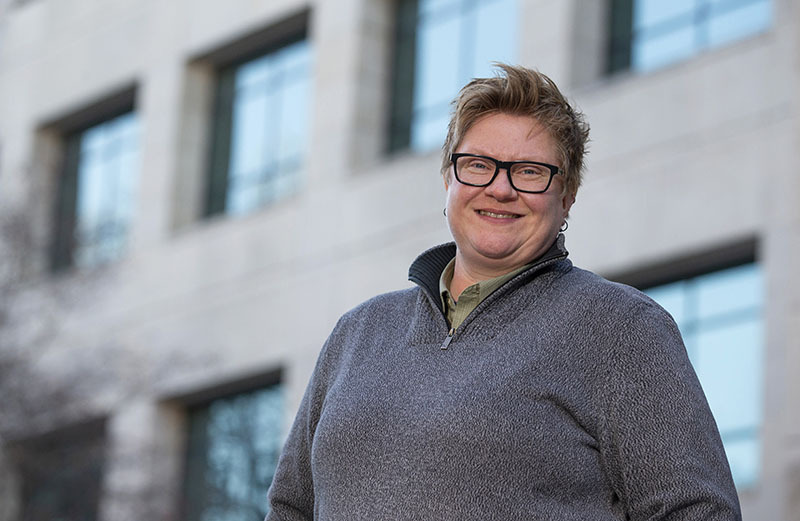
[518,0,609,89]
[170,63,216,231]
[760,3,800,519]
[128,1,186,251]
[517,0,578,86]
[349,0,394,170]
[307,0,389,187]
[98,401,185,521]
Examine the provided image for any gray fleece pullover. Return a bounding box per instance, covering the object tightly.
[266,237,741,520]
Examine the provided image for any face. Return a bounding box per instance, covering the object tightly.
[444,112,575,276]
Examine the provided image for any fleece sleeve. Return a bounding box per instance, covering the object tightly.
[600,303,742,521]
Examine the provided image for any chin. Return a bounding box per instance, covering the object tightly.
[472,242,523,262]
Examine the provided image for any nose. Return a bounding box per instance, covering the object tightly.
[483,167,517,200]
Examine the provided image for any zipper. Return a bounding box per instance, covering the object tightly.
[440,252,568,339]
[440,327,456,350]
[416,248,568,352]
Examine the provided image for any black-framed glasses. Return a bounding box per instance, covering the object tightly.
[450,153,561,194]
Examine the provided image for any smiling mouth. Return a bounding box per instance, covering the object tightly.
[477,210,521,219]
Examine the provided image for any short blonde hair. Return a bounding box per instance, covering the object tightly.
[441,64,589,196]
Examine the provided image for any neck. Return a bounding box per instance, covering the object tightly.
[448,236,564,299]
[449,252,520,300]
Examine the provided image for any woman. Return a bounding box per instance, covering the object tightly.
[266,65,741,520]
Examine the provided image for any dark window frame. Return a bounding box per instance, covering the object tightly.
[388,0,420,153]
[607,0,634,74]
[7,417,108,521]
[607,238,757,290]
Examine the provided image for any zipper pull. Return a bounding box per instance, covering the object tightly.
[440,327,456,350]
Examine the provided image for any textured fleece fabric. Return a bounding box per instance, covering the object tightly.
[266,237,742,521]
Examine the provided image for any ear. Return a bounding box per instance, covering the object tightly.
[561,192,575,216]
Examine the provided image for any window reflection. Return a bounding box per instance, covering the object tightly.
[56,111,140,269]
[183,384,284,520]
[644,263,763,488]
[391,0,517,152]
[212,39,311,216]
[610,0,772,74]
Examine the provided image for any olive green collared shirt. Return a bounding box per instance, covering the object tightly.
[439,259,534,329]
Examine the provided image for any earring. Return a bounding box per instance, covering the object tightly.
[560,220,569,232]
[443,208,447,217]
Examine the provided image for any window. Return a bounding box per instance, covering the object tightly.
[206,38,312,217]
[52,111,140,270]
[608,0,772,74]
[643,263,763,488]
[182,382,284,520]
[389,0,517,153]
[10,419,107,521]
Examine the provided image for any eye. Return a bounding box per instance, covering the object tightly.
[467,159,491,170]
[515,164,548,177]
[458,156,494,174]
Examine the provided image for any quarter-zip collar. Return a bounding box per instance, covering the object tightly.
[408,234,569,315]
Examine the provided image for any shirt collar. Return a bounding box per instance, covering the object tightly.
[409,234,569,312]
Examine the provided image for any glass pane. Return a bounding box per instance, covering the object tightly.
[410,14,461,151]
[277,40,311,74]
[73,111,139,268]
[633,24,696,71]
[708,0,771,47]
[413,15,461,113]
[277,72,310,168]
[76,155,105,229]
[229,89,270,181]
[692,318,763,433]
[236,54,272,90]
[723,436,760,488]
[419,0,460,17]
[634,0,695,30]
[115,146,139,224]
[223,39,311,216]
[411,108,450,151]
[628,0,773,73]
[695,263,762,321]
[470,0,516,81]
[81,124,108,155]
[409,0,516,152]
[184,384,284,520]
[227,179,261,217]
[645,280,688,328]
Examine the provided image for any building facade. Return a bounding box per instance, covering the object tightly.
[0,0,797,519]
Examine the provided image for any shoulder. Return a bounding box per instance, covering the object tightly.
[340,286,420,322]
[557,265,644,299]
[551,268,696,398]
[549,265,681,349]
[557,265,670,317]
[327,286,422,342]
[313,287,422,377]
